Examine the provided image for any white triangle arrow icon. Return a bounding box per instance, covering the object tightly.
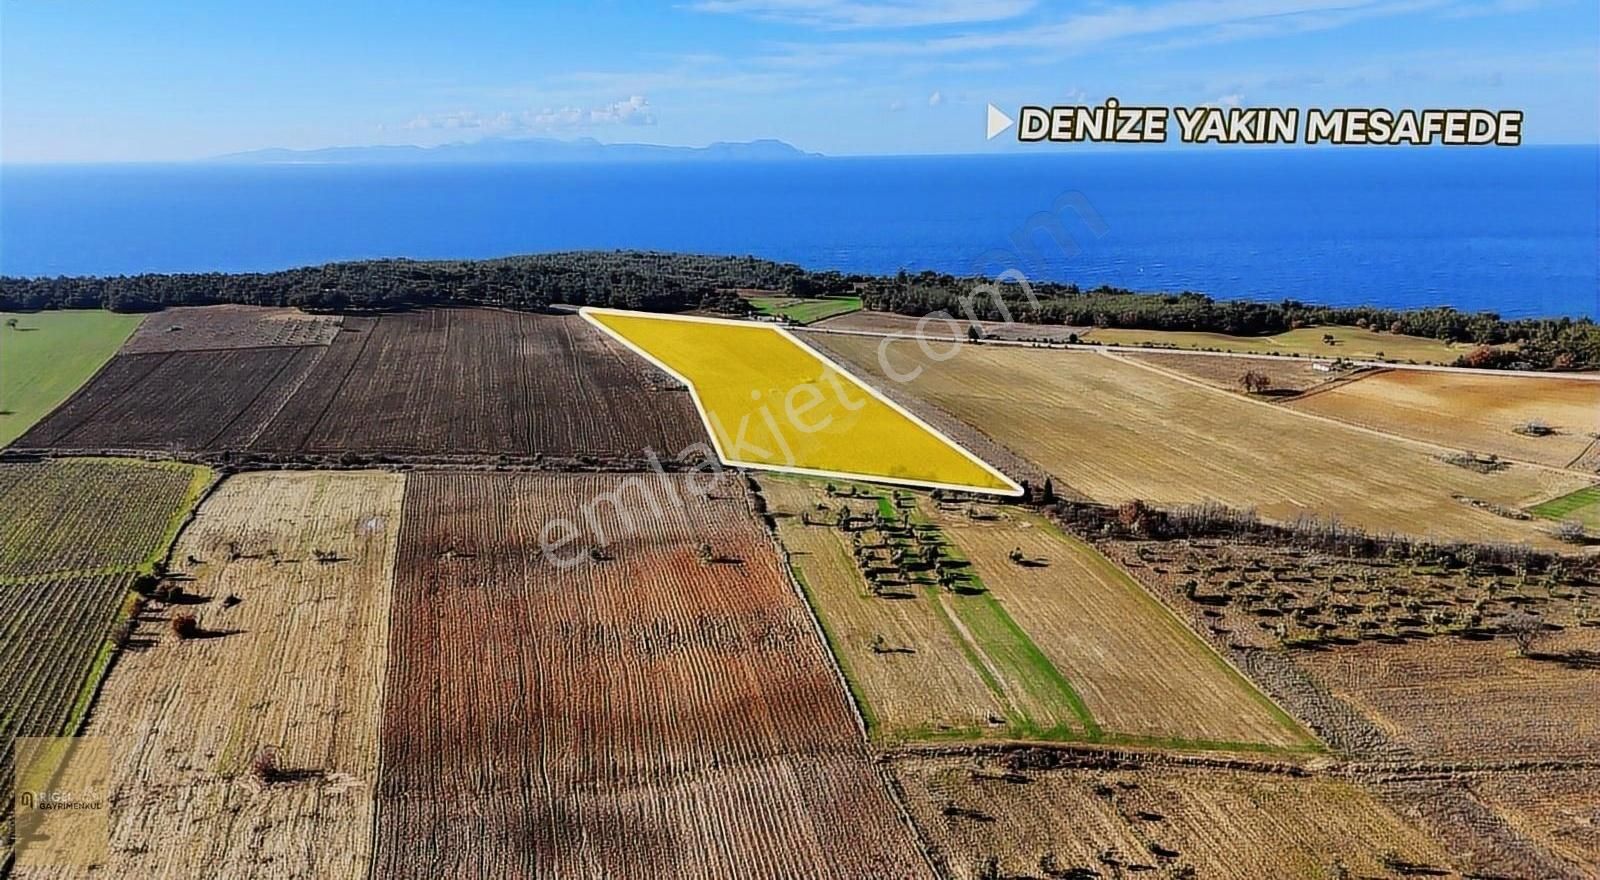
[986,103,1014,140]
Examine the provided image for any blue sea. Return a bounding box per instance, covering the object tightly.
[2,148,1595,318]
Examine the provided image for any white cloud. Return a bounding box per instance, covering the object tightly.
[927,89,943,106]
[688,0,1035,29]
[887,98,907,111]
[750,0,1474,68]
[404,96,656,134]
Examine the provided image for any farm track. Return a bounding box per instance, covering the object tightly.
[822,335,1590,547]
[798,323,1600,382]
[1104,350,1597,481]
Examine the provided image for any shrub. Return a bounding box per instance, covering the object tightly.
[170,613,199,639]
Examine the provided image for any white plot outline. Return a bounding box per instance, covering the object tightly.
[580,306,1024,497]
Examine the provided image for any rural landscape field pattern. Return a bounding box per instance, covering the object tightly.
[2,302,1599,879]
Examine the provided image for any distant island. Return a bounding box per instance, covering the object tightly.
[211,137,818,165]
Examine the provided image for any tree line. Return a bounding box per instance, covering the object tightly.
[859,270,1600,370]
[3,252,1594,370]
[0,251,796,315]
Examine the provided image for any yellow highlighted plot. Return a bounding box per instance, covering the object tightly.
[583,308,1020,495]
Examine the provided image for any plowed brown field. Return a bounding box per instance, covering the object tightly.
[17,309,708,461]
[372,472,934,879]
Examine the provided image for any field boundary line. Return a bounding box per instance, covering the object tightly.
[31,349,171,448]
[1565,434,1600,471]
[1025,510,1319,750]
[1101,349,1598,481]
[198,346,314,448]
[796,324,1600,381]
[1273,366,1390,403]
[580,307,1024,497]
[740,477,945,879]
[294,314,380,452]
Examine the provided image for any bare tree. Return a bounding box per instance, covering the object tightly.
[1502,611,1545,657]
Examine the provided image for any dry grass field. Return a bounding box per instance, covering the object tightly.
[120,305,343,353]
[1467,771,1600,876]
[1298,627,1600,762]
[1119,350,1358,395]
[927,501,1314,751]
[761,477,1011,742]
[1084,324,1480,362]
[894,754,1453,879]
[14,471,406,879]
[826,337,1590,547]
[811,310,1089,343]
[373,472,934,879]
[1288,369,1600,469]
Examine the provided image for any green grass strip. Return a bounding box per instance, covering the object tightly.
[944,585,1101,738]
[786,558,881,738]
[748,295,862,324]
[1531,485,1600,520]
[1033,513,1321,749]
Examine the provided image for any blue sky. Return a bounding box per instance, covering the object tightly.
[2,0,1595,161]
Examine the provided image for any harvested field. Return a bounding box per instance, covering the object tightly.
[16,347,325,452]
[1287,368,1600,468]
[1299,627,1600,762]
[16,308,709,461]
[894,753,1453,879]
[15,471,406,879]
[1377,777,1591,880]
[760,477,1011,742]
[373,472,933,879]
[810,310,1088,343]
[0,310,142,449]
[1119,350,1359,395]
[120,304,342,353]
[826,338,1590,547]
[1467,770,1600,876]
[928,502,1314,750]
[0,459,210,853]
[1084,324,1479,362]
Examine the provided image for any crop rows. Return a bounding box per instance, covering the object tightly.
[17,309,708,462]
[27,471,406,879]
[372,472,933,879]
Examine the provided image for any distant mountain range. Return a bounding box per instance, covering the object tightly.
[211,137,818,165]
